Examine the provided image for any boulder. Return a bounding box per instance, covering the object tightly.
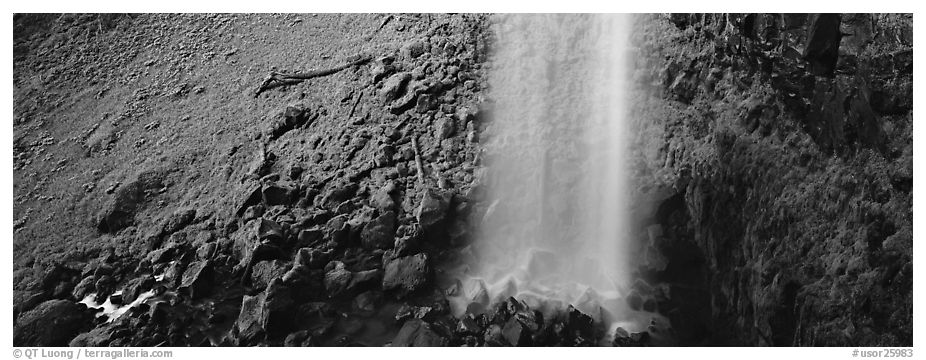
[502,317,531,346]
[269,105,310,140]
[416,94,436,113]
[72,276,96,300]
[109,292,124,305]
[457,314,483,335]
[400,39,428,59]
[257,218,284,244]
[250,260,289,290]
[262,279,295,337]
[235,187,264,218]
[234,293,266,344]
[564,305,595,340]
[391,319,447,346]
[390,87,420,115]
[197,242,218,260]
[361,211,397,250]
[321,183,359,209]
[122,275,155,303]
[374,144,396,168]
[324,214,351,248]
[179,260,213,299]
[348,269,382,293]
[282,265,324,301]
[483,324,505,346]
[295,229,324,248]
[96,169,166,233]
[383,253,430,295]
[370,181,398,211]
[323,261,353,297]
[380,72,411,102]
[436,116,455,139]
[262,184,296,206]
[162,208,196,235]
[69,327,118,347]
[415,189,450,232]
[14,299,96,346]
[233,279,294,344]
[295,247,329,269]
[38,264,82,300]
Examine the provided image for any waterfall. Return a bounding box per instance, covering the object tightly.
[456,14,645,334]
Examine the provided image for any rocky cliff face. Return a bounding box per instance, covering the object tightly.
[629,14,912,346]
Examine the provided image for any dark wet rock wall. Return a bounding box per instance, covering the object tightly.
[631,13,912,346]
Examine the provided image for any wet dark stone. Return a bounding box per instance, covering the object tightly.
[382,253,430,296]
[234,279,295,344]
[457,314,483,335]
[392,319,447,347]
[347,269,382,294]
[564,305,595,340]
[803,14,842,77]
[179,260,213,300]
[483,324,505,346]
[14,299,96,346]
[415,189,451,233]
[502,317,531,346]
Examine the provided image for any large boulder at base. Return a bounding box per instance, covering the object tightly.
[391,319,447,346]
[179,260,213,299]
[383,253,430,295]
[14,299,96,346]
[233,279,295,344]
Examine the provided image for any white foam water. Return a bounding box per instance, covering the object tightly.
[459,14,647,335]
[80,290,156,323]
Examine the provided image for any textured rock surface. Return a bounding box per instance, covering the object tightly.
[632,13,912,346]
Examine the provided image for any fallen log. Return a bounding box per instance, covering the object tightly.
[254,55,373,97]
